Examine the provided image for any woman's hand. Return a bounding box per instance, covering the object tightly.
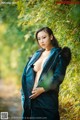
[29,87,45,99]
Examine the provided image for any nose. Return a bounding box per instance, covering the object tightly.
[40,39,44,43]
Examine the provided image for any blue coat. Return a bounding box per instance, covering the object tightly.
[21,47,68,111]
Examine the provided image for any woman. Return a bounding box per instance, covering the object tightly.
[21,27,71,120]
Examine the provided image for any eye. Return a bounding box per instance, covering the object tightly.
[43,36,46,39]
[37,36,46,40]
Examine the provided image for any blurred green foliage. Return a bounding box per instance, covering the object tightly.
[0,0,80,119]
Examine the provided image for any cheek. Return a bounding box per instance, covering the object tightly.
[38,41,41,45]
[46,38,51,44]
[37,41,42,46]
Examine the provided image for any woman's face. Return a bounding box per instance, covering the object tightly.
[37,31,53,50]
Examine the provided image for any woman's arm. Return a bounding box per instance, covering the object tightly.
[29,87,45,99]
[29,56,67,99]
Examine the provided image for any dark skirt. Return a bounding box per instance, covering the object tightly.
[30,107,60,120]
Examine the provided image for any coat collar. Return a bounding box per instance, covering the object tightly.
[42,47,58,67]
[38,47,61,80]
[26,47,60,73]
[28,47,58,66]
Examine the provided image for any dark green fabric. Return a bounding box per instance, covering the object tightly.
[21,47,68,119]
[31,108,60,120]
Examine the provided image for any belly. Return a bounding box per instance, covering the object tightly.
[32,70,42,89]
[33,56,48,89]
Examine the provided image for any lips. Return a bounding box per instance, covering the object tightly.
[41,44,45,46]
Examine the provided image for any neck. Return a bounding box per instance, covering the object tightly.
[45,46,54,51]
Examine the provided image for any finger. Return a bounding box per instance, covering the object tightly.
[29,94,36,99]
[32,88,37,91]
[32,90,35,94]
[29,95,33,99]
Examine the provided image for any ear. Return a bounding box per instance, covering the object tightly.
[50,35,53,40]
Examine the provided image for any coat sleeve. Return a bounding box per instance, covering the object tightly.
[49,56,67,90]
[20,64,27,108]
[38,55,68,91]
[21,57,32,101]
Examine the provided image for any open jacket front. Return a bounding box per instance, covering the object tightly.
[21,47,69,110]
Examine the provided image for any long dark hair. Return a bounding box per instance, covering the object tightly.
[36,27,59,48]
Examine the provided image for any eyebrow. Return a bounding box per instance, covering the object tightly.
[38,35,47,38]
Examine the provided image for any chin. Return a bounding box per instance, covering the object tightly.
[42,47,46,49]
[40,46,46,49]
